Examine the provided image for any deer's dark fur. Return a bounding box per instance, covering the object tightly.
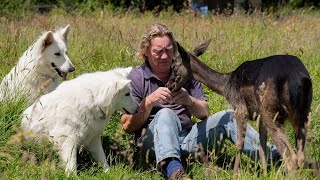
[166,40,312,175]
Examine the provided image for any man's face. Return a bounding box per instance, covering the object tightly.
[146,35,174,75]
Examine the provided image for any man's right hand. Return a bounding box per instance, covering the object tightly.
[121,87,173,134]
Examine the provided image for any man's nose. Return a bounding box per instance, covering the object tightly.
[161,52,168,59]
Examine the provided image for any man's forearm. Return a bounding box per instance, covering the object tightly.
[121,98,153,134]
[188,96,209,120]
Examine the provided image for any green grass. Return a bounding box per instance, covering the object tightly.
[1,8,320,179]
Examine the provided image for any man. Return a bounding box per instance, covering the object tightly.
[121,23,279,179]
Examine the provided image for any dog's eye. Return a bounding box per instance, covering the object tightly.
[54,52,61,56]
[125,92,130,96]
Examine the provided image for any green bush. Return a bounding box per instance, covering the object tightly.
[0,0,34,19]
[0,0,319,19]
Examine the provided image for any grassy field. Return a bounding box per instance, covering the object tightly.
[0,8,320,179]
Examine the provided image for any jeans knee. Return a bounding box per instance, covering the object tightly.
[207,109,234,126]
[221,110,235,123]
[154,108,181,130]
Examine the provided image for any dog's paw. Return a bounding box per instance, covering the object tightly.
[104,166,110,173]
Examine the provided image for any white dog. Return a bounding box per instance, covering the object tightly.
[21,67,138,175]
[0,25,75,103]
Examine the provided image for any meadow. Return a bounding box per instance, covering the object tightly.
[0,8,320,179]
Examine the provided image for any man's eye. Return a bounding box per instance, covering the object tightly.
[154,49,163,53]
[166,46,173,51]
[54,52,61,56]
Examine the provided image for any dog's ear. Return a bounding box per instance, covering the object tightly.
[55,24,70,42]
[41,31,54,52]
[121,67,133,77]
[113,79,131,96]
[116,79,131,91]
[61,24,70,41]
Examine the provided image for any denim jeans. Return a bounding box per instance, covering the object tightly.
[138,108,279,165]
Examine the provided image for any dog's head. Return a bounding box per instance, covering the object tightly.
[37,25,75,80]
[114,79,139,115]
[111,67,133,78]
[97,67,138,115]
[112,67,138,114]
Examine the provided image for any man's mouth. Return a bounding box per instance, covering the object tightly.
[51,63,67,80]
[161,61,170,64]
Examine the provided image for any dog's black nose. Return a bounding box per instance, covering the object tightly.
[69,67,75,72]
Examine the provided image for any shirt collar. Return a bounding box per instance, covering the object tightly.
[141,61,173,83]
[141,62,153,79]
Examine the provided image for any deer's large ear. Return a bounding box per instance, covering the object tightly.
[41,31,54,52]
[192,39,211,57]
[177,42,190,63]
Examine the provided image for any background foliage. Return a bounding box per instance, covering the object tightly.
[0,0,319,19]
[0,2,320,180]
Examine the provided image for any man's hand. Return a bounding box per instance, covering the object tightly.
[172,88,193,106]
[146,87,172,106]
[172,87,209,120]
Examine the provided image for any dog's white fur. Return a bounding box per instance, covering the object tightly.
[21,67,138,175]
[0,25,75,103]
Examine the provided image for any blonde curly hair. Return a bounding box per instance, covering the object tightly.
[137,23,178,60]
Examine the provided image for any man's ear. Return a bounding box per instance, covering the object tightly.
[41,31,54,52]
[192,39,211,57]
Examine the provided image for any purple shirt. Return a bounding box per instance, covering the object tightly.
[128,62,207,138]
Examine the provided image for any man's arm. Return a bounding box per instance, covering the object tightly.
[121,87,172,134]
[187,96,209,120]
[121,98,152,134]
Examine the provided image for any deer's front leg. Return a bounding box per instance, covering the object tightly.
[258,117,268,177]
[233,104,248,177]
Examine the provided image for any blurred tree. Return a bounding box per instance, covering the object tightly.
[0,0,318,19]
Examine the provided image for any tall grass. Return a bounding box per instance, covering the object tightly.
[0,8,320,179]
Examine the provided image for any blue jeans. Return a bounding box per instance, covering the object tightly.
[138,108,279,165]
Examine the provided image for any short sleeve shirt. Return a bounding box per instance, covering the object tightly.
[128,62,207,138]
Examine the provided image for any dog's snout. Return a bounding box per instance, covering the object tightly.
[68,67,75,72]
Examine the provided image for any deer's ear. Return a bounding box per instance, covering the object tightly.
[177,42,190,63]
[192,39,211,57]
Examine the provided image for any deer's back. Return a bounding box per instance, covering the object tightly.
[225,55,312,122]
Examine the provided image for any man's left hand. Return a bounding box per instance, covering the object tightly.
[171,88,193,106]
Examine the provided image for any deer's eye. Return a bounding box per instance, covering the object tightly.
[125,92,130,96]
[54,52,61,56]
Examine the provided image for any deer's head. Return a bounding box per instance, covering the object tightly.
[166,40,211,92]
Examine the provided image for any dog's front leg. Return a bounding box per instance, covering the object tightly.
[88,136,110,172]
[60,141,78,176]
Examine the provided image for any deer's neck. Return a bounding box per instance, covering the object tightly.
[190,58,229,96]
